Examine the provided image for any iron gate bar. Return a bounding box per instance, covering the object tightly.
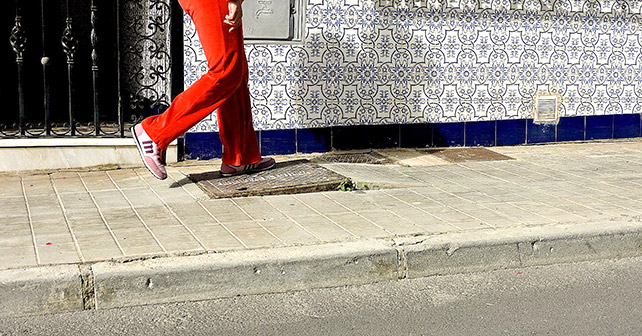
[10,2,26,137]
[61,0,77,136]
[91,0,100,136]
[40,0,51,136]
[117,0,124,137]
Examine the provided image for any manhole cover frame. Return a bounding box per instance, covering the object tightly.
[313,151,392,164]
[189,159,349,199]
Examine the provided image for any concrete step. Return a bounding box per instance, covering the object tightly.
[0,138,178,173]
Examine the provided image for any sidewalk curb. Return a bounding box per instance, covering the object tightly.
[91,240,398,309]
[394,220,642,278]
[0,265,83,317]
[2,220,642,317]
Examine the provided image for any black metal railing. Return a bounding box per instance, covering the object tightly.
[3,0,181,138]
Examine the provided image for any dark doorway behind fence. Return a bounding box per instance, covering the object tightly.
[4,0,182,138]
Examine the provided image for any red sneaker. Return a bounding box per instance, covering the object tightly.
[220,157,276,177]
[131,123,167,180]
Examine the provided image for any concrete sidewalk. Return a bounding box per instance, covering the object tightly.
[2,139,642,317]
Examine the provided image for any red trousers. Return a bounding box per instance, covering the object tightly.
[142,0,261,166]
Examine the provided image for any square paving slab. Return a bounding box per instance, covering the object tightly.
[421,148,514,163]
[189,159,348,199]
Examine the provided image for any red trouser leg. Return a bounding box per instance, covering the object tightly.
[141,0,261,166]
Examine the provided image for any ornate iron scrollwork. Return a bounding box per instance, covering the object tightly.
[90,2,99,70]
[9,12,26,62]
[121,0,173,124]
[61,18,77,64]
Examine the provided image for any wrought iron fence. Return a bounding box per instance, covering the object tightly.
[3,0,181,138]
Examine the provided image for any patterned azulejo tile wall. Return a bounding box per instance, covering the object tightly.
[184,0,642,133]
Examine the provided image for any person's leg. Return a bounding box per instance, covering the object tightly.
[141,0,260,167]
[217,69,261,165]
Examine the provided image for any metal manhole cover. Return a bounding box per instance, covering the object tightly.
[314,151,390,164]
[421,148,514,163]
[188,159,347,198]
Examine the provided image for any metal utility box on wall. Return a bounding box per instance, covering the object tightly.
[243,0,303,42]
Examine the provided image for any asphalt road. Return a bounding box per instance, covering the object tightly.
[2,256,642,336]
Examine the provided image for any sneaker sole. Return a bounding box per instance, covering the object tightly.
[220,161,276,177]
[131,125,167,180]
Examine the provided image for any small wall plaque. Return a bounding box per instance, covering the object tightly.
[533,94,560,125]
